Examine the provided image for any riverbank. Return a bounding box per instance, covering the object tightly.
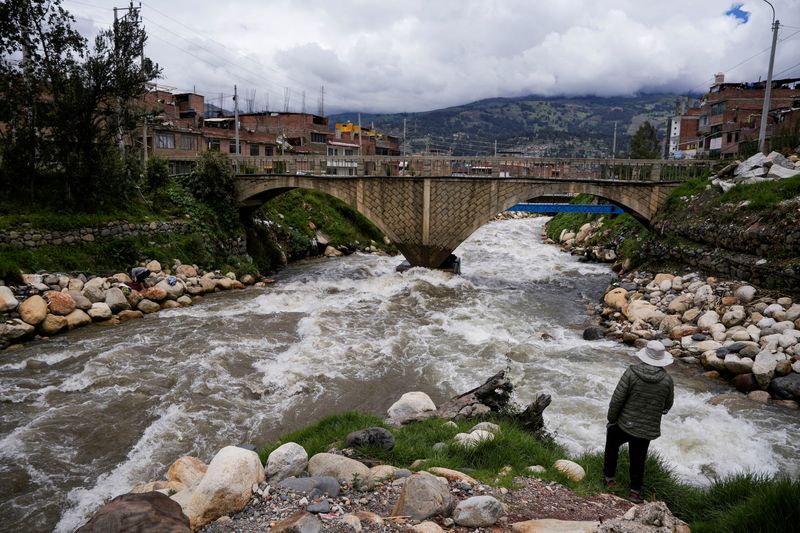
[545,223,800,409]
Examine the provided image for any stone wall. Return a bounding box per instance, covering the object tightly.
[0,221,192,249]
[647,240,800,294]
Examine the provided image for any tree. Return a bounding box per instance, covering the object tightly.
[0,0,160,207]
[629,121,660,159]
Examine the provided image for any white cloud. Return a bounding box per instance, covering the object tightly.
[62,0,800,113]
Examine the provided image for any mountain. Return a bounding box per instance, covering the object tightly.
[330,94,692,158]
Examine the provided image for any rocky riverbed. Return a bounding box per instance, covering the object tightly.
[550,222,800,409]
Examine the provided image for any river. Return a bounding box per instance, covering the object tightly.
[0,217,797,532]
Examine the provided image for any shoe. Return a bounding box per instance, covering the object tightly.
[627,490,644,504]
[603,477,616,489]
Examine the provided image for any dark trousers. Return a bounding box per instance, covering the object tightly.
[603,424,651,491]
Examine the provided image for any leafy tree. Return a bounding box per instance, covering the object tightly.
[0,0,160,208]
[629,121,660,159]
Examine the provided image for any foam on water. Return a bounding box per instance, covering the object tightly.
[1,217,798,531]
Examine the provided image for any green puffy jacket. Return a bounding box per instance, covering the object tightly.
[607,363,674,440]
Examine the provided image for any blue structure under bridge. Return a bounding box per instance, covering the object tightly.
[507,203,625,215]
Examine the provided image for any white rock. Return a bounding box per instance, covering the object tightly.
[763,304,785,318]
[709,323,727,342]
[0,286,19,312]
[173,445,265,530]
[308,453,371,487]
[773,321,796,333]
[267,442,308,481]
[697,311,720,330]
[752,351,778,388]
[734,285,757,303]
[469,422,500,434]
[452,495,503,527]
[693,285,715,308]
[386,391,436,426]
[722,306,746,327]
[88,302,112,320]
[758,317,777,329]
[553,459,585,482]
[746,325,762,342]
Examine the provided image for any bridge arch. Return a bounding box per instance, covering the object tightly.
[236,175,677,268]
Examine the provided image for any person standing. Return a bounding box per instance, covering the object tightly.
[603,340,674,503]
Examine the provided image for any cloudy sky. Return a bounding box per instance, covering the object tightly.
[63,0,800,114]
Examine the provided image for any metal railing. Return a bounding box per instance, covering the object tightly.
[222,155,712,181]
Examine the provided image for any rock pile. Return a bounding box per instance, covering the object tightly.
[79,389,638,532]
[711,151,800,192]
[0,260,266,350]
[595,271,800,407]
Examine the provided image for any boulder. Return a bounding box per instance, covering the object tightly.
[177,295,193,307]
[105,287,130,314]
[764,303,786,318]
[171,445,264,530]
[270,511,321,533]
[667,294,693,314]
[470,421,501,434]
[138,299,161,314]
[0,286,19,312]
[386,391,437,426]
[722,306,746,327]
[216,278,236,291]
[748,390,772,403]
[604,288,628,310]
[0,319,35,344]
[278,476,340,497]
[344,427,395,450]
[162,300,181,310]
[753,351,778,388]
[670,324,698,339]
[88,302,113,321]
[768,374,800,401]
[427,467,478,485]
[369,465,401,482]
[141,286,168,302]
[734,285,757,303]
[156,279,185,300]
[582,325,607,340]
[410,522,445,533]
[724,354,754,375]
[82,277,107,303]
[199,278,217,293]
[553,459,585,482]
[623,300,664,325]
[267,442,309,481]
[453,430,494,448]
[76,492,190,533]
[18,295,48,325]
[39,313,68,335]
[146,260,162,273]
[452,495,503,527]
[64,309,92,329]
[176,264,198,278]
[697,310,720,330]
[44,291,76,316]
[391,473,453,521]
[167,456,208,488]
[597,501,689,533]
[68,290,93,310]
[732,373,760,393]
[511,519,599,532]
[307,453,371,488]
[126,289,143,308]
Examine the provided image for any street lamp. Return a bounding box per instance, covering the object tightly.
[758,0,780,155]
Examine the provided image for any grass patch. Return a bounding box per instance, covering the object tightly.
[260,412,799,533]
[258,189,393,252]
[543,194,601,242]
[0,232,220,276]
[714,174,800,210]
[0,201,156,232]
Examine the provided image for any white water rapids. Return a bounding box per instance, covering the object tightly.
[0,218,797,532]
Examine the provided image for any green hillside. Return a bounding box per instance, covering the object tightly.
[331,94,687,158]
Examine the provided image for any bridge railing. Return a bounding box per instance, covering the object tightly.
[229,155,712,181]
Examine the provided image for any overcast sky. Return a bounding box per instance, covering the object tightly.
[63,0,800,114]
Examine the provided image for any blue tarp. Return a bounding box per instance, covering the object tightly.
[507,203,624,214]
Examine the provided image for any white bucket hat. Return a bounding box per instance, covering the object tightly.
[635,340,673,367]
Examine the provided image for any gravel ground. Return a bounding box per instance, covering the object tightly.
[199,474,634,532]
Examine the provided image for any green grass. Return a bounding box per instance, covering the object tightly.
[260,412,799,533]
[259,189,393,252]
[714,174,800,210]
[0,201,156,232]
[543,194,601,241]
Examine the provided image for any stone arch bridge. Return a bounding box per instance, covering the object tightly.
[234,156,709,268]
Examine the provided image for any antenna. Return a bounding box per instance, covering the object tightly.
[318,85,325,116]
[301,90,306,114]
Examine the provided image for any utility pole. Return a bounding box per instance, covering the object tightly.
[758,0,780,155]
[494,140,497,157]
[357,112,362,156]
[402,118,407,159]
[233,84,240,156]
[612,121,617,159]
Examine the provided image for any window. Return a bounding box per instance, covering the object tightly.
[180,135,198,151]
[229,140,239,154]
[311,132,326,143]
[264,147,273,156]
[156,133,175,149]
[345,149,354,156]
[208,138,220,152]
[250,144,260,156]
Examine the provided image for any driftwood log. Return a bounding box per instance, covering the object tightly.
[436,370,552,434]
